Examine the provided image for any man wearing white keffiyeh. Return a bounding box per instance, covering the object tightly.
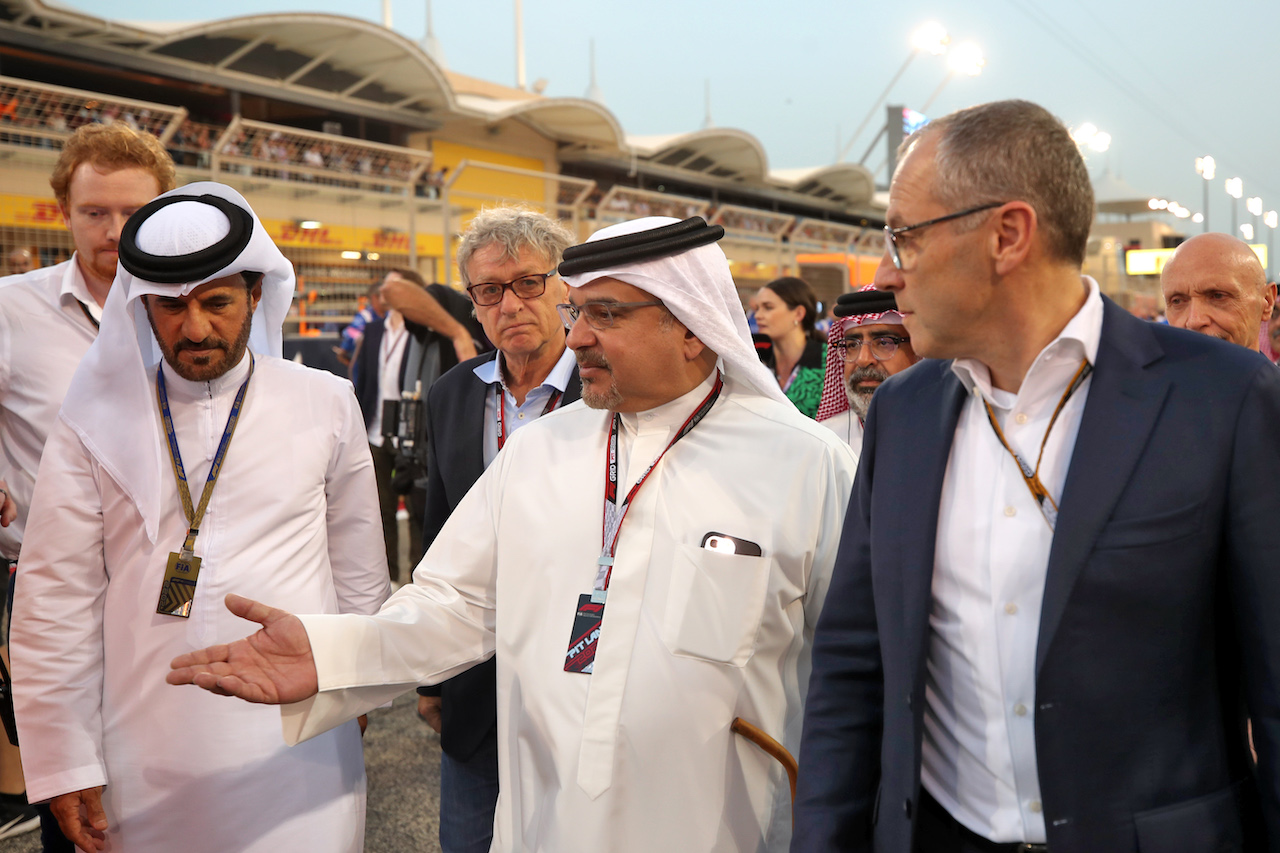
[10,182,389,852]
[167,215,857,853]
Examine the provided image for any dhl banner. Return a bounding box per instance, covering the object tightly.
[0,194,445,259]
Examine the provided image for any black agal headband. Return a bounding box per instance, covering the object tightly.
[833,289,899,318]
[119,194,255,284]
[558,216,725,276]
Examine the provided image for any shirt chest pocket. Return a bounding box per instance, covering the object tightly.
[661,542,770,667]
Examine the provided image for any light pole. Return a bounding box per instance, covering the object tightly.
[1266,210,1278,277]
[1247,196,1263,244]
[1225,177,1243,235]
[921,41,984,113]
[837,21,949,163]
[1195,156,1215,233]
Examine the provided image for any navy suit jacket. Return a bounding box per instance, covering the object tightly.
[794,298,1280,853]
[419,350,581,761]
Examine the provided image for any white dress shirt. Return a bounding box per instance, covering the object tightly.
[0,258,99,558]
[473,345,577,466]
[922,277,1104,843]
[367,309,409,446]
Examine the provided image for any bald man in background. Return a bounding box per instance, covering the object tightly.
[1161,232,1277,352]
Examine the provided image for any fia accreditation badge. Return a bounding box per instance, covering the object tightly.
[157,550,202,618]
[564,594,604,674]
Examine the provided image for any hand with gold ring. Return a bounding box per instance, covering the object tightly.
[0,480,14,528]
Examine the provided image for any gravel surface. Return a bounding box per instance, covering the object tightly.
[0,691,445,853]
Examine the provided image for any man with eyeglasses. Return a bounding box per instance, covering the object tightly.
[412,207,581,853]
[168,215,858,853]
[795,99,1280,853]
[815,284,920,456]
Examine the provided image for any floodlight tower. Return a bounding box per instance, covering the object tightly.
[837,21,949,163]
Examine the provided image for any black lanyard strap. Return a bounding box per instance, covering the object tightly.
[982,358,1092,531]
[157,354,254,557]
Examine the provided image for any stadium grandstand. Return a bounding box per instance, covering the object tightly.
[0,0,887,351]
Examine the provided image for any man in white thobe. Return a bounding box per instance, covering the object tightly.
[170,215,858,852]
[11,182,389,852]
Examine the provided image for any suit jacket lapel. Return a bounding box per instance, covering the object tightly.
[1036,299,1170,675]
[460,354,497,487]
[900,365,968,673]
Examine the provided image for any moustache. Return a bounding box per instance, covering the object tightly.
[174,338,229,354]
[575,351,611,371]
[846,364,889,394]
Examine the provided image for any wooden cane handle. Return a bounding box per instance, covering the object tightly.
[731,716,798,805]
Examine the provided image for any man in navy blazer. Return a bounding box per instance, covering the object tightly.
[414,208,580,853]
[794,100,1280,853]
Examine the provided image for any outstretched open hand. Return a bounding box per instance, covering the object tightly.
[167,593,319,704]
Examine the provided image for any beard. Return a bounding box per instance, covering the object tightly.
[147,302,254,383]
[845,363,889,420]
[576,350,624,410]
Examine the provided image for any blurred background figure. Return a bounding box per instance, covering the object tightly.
[752,276,826,417]
[335,282,385,373]
[5,249,34,276]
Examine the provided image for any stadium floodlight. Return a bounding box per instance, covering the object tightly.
[1225,177,1243,199]
[947,42,985,77]
[1195,156,1216,181]
[1071,123,1112,153]
[1247,196,1263,217]
[1266,210,1278,229]
[1241,223,1254,241]
[1192,213,1205,224]
[911,21,950,55]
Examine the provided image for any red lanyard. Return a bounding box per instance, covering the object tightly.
[495,385,564,451]
[592,373,723,600]
[982,358,1092,531]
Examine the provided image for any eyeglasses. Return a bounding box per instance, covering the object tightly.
[556,300,665,331]
[883,201,1006,270]
[832,334,911,362]
[465,270,556,306]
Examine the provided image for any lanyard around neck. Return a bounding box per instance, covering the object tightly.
[156,354,254,557]
[594,373,723,596]
[981,358,1092,531]
[495,384,564,451]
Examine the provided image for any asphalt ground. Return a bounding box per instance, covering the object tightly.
[0,690,446,853]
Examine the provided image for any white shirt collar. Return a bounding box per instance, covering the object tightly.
[57,255,103,322]
[951,275,1103,402]
[473,344,576,394]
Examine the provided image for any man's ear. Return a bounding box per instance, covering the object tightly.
[682,326,709,362]
[249,281,263,312]
[990,202,1036,276]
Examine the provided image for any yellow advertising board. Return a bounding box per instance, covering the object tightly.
[0,193,444,259]
[1125,244,1268,275]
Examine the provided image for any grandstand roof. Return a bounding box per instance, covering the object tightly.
[628,129,770,183]
[770,164,876,207]
[0,0,885,218]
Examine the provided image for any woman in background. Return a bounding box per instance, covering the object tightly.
[753,276,825,417]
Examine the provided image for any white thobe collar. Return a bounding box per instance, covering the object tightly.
[950,276,1103,409]
[158,348,255,403]
[616,367,719,443]
[57,256,103,324]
